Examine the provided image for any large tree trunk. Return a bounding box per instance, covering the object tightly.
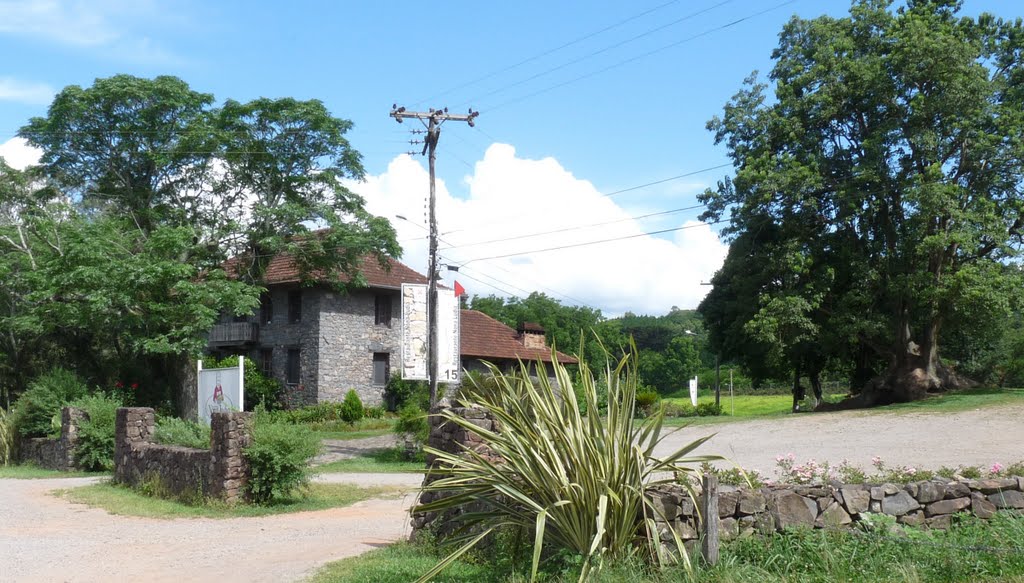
[859,316,974,405]
[174,353,198,420]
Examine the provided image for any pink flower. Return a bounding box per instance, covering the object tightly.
[775,455,785,462]
[905,467,917,476]
[991,462,1004,474]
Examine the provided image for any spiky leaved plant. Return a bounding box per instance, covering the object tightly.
[415,344,720,582]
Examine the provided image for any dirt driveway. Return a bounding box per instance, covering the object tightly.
[0,474,421,583]
[4,404,1023,582]
[656,402,1024,476]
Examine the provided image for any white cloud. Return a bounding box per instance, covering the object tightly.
[0,137,43,170]
[352,144,729,316]
[0,0,182,64]
[0,77,54,105]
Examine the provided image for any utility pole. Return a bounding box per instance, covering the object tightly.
[390,105,480,407]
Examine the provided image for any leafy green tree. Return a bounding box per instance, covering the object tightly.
[638,336,701,394]
[700,1,1024,403]
[8,75,399,414]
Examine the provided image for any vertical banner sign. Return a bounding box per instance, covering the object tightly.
[688,376,699,407]
[401,283,461,383]
[436,290,461,384]
[197,358,244,425]
[401,284,429,380]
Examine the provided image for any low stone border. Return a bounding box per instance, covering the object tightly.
[113,407,253,503]
[18,407,88,471]
[649,476,1024,543]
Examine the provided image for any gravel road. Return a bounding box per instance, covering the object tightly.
[3,404,1022,582]
[656,402,1024,476]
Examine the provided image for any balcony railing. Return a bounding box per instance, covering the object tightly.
[208,322,259,346]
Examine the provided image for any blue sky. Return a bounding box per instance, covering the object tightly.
[2,0,1021,316]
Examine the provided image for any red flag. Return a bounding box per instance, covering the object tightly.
[454,280,466,297]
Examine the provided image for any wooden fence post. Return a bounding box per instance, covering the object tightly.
[701,473,720,565]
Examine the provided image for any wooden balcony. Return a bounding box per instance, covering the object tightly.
[208,322,259,346]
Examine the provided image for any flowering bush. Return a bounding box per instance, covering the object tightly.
[773,454,1024,485]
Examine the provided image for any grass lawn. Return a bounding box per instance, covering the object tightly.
[0,465,109,479]
[661,387,1024,426]
[311,512,1024,583]
[308,418,395,441]
[58,480,403,519]
[312,448,425,474]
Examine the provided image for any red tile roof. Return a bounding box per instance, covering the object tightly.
[224,252,428,290]
[460,310,577,364]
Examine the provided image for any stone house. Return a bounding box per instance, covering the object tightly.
[209,252,575,407]
[208,252,428,407]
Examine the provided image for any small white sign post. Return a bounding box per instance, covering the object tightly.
[197,358,244,425]
[688,376,699,407]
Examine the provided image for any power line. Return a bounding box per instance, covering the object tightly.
[601,163,731,197]
[441,203,707,251]
[459,0,736,107]
[459,218,728,264]
[415,0,686,105]
[483,0,797,113]
[460,261,599,310]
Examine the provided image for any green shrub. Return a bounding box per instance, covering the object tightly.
[69,393,123,471]
[635,389,660,417]
[10,368,89,438]
[363,406,385,419]
[202,355,282,411]
[696,402,723,417]
[154,416,211,449]
[244,419,322,505]
[383,373,430,411]
[394,403,429,446]
[0,408,14,466]
[663,402,697,417]
[340,390,364,424]
[416,346,721,581]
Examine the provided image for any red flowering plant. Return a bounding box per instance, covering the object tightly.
[111,379,137,406]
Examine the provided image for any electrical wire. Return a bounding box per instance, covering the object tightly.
[483,0,797,112]
[459,218,728,264]
[414,0,687,106]
[457,0,736,107]
[440,203,706,251]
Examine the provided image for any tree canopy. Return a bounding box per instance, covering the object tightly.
[698,0,1024,404]
[1,75,399,412]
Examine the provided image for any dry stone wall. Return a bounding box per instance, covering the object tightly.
[415,406,1024,544]
[113,407,253,503]
[18,407,88,471]
[646,476,1024,543]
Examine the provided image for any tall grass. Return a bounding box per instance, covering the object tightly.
[415,346,721,582]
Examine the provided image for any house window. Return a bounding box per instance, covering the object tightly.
[288,290,302,323]
[286,348,301,385]
[260,293,273,325]
[260,348,273,377]
[372,352,390,386]
[375,294,392,327]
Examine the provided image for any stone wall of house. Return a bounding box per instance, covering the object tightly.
[647,476,1024,543]
[258,286,321,408]
[18,407,88,471]
[317,287,402,406]
[413,406,1024,544]
[113,407,253,503]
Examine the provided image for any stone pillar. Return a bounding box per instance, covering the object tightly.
[114,407,155,484]
[59,406,88,471]
[208,411,253,504]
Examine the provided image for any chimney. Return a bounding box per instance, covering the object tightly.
[517,322,546,349]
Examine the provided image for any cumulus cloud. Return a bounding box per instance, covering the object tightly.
[0,77,54,105]
[352,144,729,316]
[0,137,43,170]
